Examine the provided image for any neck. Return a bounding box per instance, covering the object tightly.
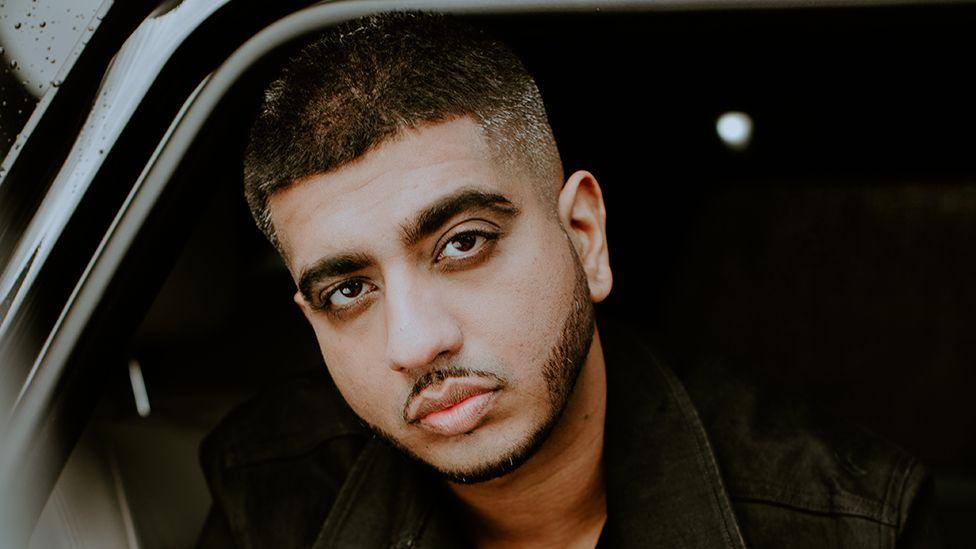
[447,330,608,549]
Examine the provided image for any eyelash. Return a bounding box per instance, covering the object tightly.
[314,228,502,315]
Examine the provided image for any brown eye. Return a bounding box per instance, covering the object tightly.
[441,233,484,259]
[342,282,362,296]
[451,234,478,252]
[325,280,374,309]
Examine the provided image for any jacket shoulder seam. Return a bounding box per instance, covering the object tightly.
[729,493,900,527]
[888,452,927,531]
[726,478,896,526]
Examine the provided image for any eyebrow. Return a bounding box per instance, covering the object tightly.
[297,188,519,303]
[399,188,520,248]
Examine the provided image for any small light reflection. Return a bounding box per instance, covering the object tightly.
[127,359,151,418]
[716,111,754,152]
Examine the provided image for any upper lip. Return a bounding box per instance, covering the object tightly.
[405,377,500,423]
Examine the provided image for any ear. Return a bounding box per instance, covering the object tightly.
[557,170,613,303]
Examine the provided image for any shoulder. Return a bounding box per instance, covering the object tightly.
[198,368,370,548]
[200,367,367,469]
[676,358,937,548]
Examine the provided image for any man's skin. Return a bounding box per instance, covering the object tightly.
[267,117,613,548]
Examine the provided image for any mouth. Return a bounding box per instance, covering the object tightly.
[405,377,501,437]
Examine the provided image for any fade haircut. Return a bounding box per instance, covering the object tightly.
[243,11,564,252]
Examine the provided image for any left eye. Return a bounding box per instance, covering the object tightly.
[440,233,485,259]
[322,279,377,310]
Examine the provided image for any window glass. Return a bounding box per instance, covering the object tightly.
[0,0,104,162]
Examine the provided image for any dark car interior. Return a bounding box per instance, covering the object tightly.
[27,4,976,548]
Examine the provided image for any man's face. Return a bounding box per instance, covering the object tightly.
[268,117,596,482]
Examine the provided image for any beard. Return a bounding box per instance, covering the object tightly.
[365,249,596,484]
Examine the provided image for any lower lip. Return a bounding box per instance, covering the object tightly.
[419,391,497,437]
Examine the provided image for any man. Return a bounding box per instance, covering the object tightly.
[197,11,940,548]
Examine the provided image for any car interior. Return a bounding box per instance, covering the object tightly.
[24,5,976,548]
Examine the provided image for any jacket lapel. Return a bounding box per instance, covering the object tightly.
[600,318,747,548]
[311,437,461,548]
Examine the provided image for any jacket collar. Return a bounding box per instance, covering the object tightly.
[599,316,746,547]
[314,315,746,548]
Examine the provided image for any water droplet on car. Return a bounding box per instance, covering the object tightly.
[51,79,61,87]
[39,21,45,28]
[13,22,21,29]
[9,60,17,69]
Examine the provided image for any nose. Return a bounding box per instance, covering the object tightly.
[383,273,462,374]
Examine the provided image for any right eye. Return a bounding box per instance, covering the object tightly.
[322,279,376,310]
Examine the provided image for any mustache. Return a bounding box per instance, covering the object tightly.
[403,365,506,416]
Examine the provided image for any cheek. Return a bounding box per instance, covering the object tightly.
[453,218,576,369]
[311,321,405,426]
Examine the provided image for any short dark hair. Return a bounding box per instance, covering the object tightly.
[243,11,563,252]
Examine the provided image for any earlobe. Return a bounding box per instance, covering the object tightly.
[557,170,613,303]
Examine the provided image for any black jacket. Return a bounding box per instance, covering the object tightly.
[196,319,941,548]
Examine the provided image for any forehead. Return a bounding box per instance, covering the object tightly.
[268,117,521,270]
